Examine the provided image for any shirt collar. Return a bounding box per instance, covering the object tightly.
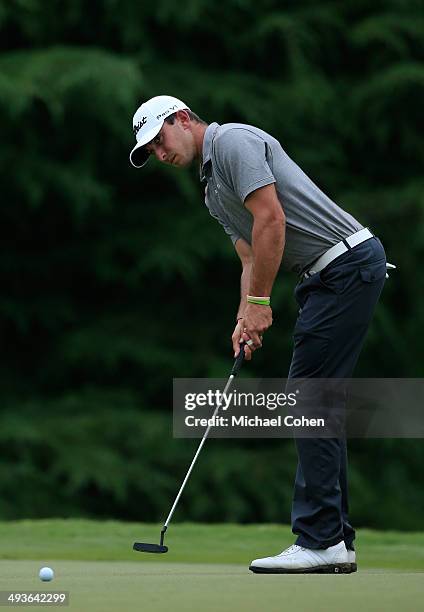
[200,122,220,181]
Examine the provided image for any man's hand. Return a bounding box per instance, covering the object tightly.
[232,303,271,360]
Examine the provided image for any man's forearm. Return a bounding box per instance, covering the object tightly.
[237,262,252,319]
[249,217,285,296]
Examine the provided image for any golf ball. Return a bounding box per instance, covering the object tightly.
[39,567,54,582]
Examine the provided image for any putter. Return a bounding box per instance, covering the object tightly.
[133,343,246,554]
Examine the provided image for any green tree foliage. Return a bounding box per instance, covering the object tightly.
[1,391,423,529]
[0,0,423,526]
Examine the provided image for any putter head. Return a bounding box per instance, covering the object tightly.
[133,542,168,554]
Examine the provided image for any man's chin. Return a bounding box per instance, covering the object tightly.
[174,156,191,168]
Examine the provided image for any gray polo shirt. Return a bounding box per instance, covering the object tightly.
[200,122,363,275]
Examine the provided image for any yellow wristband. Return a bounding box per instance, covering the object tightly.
[247,295,271,306]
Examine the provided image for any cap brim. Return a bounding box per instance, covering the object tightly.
[129,123,163,168]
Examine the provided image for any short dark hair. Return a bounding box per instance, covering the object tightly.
[164,110,207,125]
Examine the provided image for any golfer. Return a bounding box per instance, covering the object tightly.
[129,95,389,574]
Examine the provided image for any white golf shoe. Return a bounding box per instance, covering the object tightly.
[249,541,352,574]
[347,548,357,572]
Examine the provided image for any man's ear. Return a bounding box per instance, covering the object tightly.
[175,109,191,129]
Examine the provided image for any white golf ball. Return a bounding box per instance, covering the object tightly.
[39,567,54,582]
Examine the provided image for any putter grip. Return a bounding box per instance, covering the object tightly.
[231,343,245,376]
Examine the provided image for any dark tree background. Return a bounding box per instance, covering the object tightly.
[0,0,423,528]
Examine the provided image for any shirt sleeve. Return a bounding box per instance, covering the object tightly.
[213,128,276,203]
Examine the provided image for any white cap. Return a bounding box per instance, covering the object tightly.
[129,95,190,168]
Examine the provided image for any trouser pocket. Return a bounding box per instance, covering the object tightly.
[359,258,387,283]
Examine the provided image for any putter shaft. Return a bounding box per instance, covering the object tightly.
[134,345,245,553]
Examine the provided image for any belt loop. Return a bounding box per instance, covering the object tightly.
[342,238,352,250]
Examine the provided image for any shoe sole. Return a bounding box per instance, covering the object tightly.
[249,562,353,574]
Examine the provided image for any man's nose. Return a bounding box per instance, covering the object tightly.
[153,147,167,162]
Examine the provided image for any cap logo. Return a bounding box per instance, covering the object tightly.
[156,104,178,120]
[133,116,147,137]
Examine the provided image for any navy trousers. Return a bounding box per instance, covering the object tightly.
[288,237,387,550]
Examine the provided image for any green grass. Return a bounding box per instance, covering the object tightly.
[1,520,424,569]
[0,521,423,612]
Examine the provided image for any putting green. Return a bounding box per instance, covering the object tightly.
[0,561,422,612]
[0,521,423,611]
